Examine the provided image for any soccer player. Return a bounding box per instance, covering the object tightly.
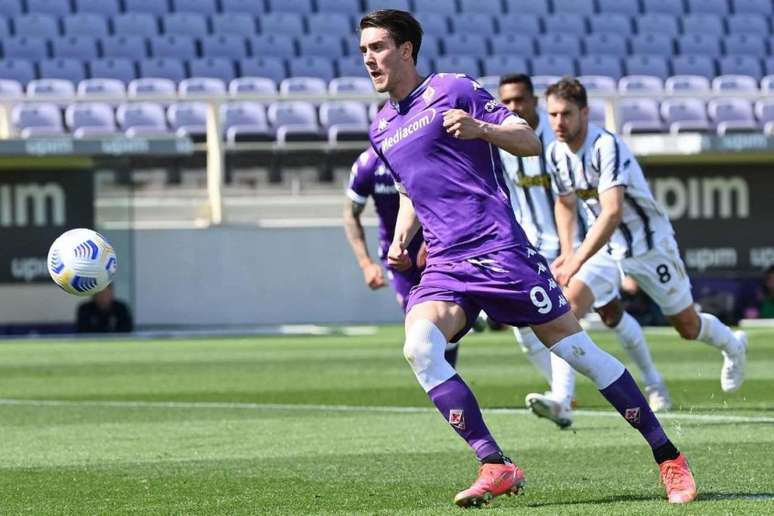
[545,77,747,396]
[497,74,672,429]
[344,147,459,366]
[360,10,696,507]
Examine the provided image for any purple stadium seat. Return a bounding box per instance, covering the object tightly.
[533,75,562,91]
[0,0,23,17]
[239,57,287,83]
[642,0,685,15]
[413,13,448,36]
[201,35,248,59]
[3,37,49,60]
[618,75,664,93]
[543,14,587,36]
[537,34,582,57]
[320,100,369,141]
[297,34,345,58]
[89,58,136,83]
[189,58,236,82]
[618,99,664,134]
[489,34,534,55]
[249,34,296,58]
[497,14,541,35]
[554,0,595,14]
[112,14,159,37]
[222,101,272,142]
[434,56,481,77]
[765,57,774,76]
[100,36,147,59]
[328,76,373,95]
[221,0,266,14]
[62,14,108,37]
[708,98,758,134]
[229,77,277,95]
[712,74,758,92]
[162,13,208,37]
[681,14,724,34]
[364,0,411,11]
[636,14,679,36]
[210,14,256,36]
[677,34,721,57]
[665,74,711,92]
[503,0,549,15]
[577,56,623,79]
[267,0,313,13]
[719,56,763,80]
[724,34,766,56]
[316,0,359,13]
[577,75,617,92]
[686,0,729,15]
[589,99,606,126]
[726,14,769,34]
[306,13,351,34]
[476,75,500,95]
[459,0,502,15]
[0,78,23,96]
[588,17,631,37]
[482,55,530,76]
[27,78,75,98]
[40,59,86,83]
[77,78,126,97]
[443,34,488,57]
[417,35,442,58]
[116,102,168,135]
[0,59,34,84]
[661,98,712,133]
[124,0,170,16]
[625,55,670,79]
[761,75,774,92]
[335,56,367,78]
[128,77,176,97]
[179,77,226,96]
[414,0,456,15]
[65,102,117,136]
[138,58,186,82]
[12,103,64,136]
[732,0,772,15]
[754,99,774,131]
[150,35,196,59]
[583,34,627,57]
[75,0,120,16]
[450,14,496,35]
[268,100,320,140]
[597,0,640,15]
[671,55,716,79]
[167,101,207,138]
[0,15,8,37]
[531,55,576,77]
[630,33,674,56]
[287,56,335,82]
[171,0,218,15]
[259,12,304,36]
[27,0,70,16]
[279,76,327,96]
[52,36,98,60]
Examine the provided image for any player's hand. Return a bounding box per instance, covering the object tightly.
[361,260,386,290]
[553,255,582,287]
[387,240,412,272]
[416,241,428,269]
[443,109,485,140]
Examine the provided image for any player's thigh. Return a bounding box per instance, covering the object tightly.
[573,252,621,316]
[405,300,468,342]
[530,310,584,348]
[623,240,693,317]
[564,277,596,318]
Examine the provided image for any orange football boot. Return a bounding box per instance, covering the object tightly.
[453,462,525,508]
[659,453,697,504]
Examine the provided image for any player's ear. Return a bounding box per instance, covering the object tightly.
[400,41,413,61]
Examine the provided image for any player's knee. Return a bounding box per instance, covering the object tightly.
[596,304,623,328]
[403,320,440,370]
[675,319,701,340]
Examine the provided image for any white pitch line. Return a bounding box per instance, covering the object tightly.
[0,398,773,424]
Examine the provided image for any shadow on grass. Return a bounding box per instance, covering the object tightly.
[524,493,660,507]
[700,491,774,501]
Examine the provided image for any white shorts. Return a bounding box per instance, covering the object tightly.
[575,250,621,309]
[620,236,694,316]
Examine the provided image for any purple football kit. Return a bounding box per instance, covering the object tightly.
[347,147,422,310]
[369,73,570,340]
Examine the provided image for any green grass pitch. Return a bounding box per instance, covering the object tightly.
[1,326,773,514]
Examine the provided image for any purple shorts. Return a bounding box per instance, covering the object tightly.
[383,260,423,312]
[405,245,571,342]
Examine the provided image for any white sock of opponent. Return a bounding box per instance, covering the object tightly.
[515,326,552,384]
[613,312,662,386]
[550,331,625,390]
[697,313,744,355]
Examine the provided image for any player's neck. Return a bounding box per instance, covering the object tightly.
[526,112,539,131]
[567,125,588,153]
[389,71,424,103]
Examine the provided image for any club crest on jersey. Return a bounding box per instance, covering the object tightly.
[377,119,389,131]
[625,407,641,425]
[485,99,499,112]
[422,86,435,104]
[449,409,465,430]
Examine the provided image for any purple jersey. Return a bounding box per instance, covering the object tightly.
[369,73,531,266]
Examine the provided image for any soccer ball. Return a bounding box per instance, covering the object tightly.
[47,228,117,296]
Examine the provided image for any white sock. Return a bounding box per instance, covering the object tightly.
[613,312,662,386]
[403,319,456,392]
[550,331,625,389]
[515,327,552,385]
[549,352,575,407]
[697,313,743,355]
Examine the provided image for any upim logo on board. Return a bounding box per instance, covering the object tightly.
[0,182,65,227]
[651,176,749,220]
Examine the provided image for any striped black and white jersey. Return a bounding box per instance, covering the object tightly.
[546,123,674,260]
[500,109,586,259]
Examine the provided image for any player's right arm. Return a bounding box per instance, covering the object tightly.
[388,190,421,272]
[343,197,385,289]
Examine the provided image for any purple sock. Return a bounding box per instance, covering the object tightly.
[428,374,501,460]
[600,369,668,450]
[444,345,459,368]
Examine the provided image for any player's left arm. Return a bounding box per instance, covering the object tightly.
[572,186,624,264]
[388,190,421,272]
[443,110,540,157]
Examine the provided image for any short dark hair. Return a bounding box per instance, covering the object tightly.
[545,77,587,108]
[359,10,423,64]
[499,74,534,95]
